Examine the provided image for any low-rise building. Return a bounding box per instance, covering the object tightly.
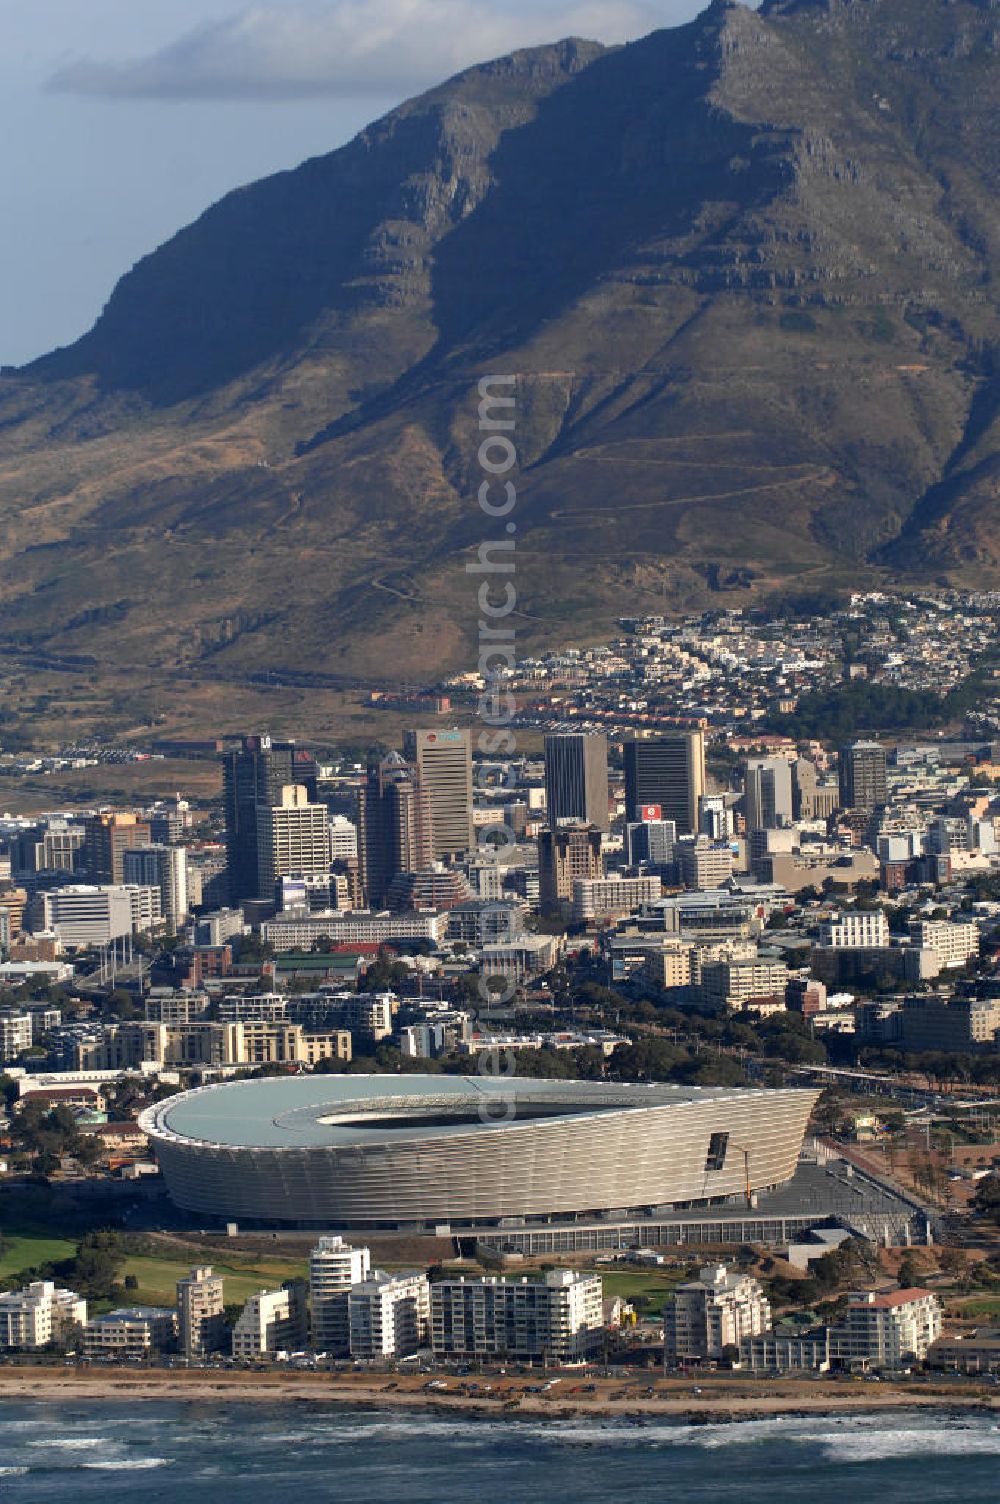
[83,1307,177,1359]
[572,876,662,924]
[739,1324,831,1373]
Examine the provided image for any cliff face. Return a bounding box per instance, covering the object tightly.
[1,0,999,694]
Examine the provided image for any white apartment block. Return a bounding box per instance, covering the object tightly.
[664,1265,771,1361]
[125,883,163,933]
[908,920,980,968]
[309,1236,371,1355]
[572,876,662,924]
[232,1285,308,1360]
[177,1265,226,1359]
[348,1271,430,1360]
[431,1270,604,1363]
[830,1289,942,1368]
[83,1307,177,1359]
[0,1281,87,1349]
[0,1010,33,1061]
[818,911,889,948]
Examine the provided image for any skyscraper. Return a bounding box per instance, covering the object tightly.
[83,812,151,885]
[838,740,887,812]
[403,729,474,859]
[538,824,603,915]
[122,845,189,934]
[256,785,331,899]
[222,735,317,904]
[743,758,794,831]
[543,733,610,832]
[623,732,705,835]
[357,753,434,908]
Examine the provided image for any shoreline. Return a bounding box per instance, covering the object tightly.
[1,1368,998,1422]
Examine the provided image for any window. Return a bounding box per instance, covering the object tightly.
[705,1132,729,1173]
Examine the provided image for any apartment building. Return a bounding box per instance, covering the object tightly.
[232,1285,308,1360]
[309,1236,371,1356]
[0,1281,87,1349]
[664,1265,771,1362]
[908,920,980,968]
[819,910,889,948]
[830,1289,942,1368]
[431,1270,604,1363]
[348,1271,430,1360]
[83,1307,177,1359]
[177,1265,226,1359]
[0,1010,33,1061]
[700,957,791,1014]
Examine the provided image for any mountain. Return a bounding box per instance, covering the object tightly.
[2,0,1000,722]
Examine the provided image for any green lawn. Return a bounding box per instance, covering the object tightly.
[590,1267,692,1311]
[0,1233,78,1285]
[120,1252,310,1309]
[950,1294,1000,1320]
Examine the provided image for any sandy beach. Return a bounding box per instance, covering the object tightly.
[0,1367,997,1420]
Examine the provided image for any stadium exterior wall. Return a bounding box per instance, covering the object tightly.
[142,1079,819,1229]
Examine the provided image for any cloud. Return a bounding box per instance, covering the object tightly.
[47,0,681,102]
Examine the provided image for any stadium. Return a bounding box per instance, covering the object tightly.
[140,1074,820,1231]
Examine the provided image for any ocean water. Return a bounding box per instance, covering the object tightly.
[0,1402,999,1502]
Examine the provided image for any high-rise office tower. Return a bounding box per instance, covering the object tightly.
[543,733,610,832]
[743,758,794,831]
[838,741,887,812]
[357,753,434,908]
[403,729,474,859]
[625,816,677,869]
[122,844,189,934]
[256,785,331,900]
[623,732,705,835]
[310,1236,371,1356]
[222,735,318,904]
[83,812,151,885]
[538,824,603,914]
[176,1265,225,1359]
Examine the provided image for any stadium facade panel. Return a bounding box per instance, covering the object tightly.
[140,1075,819,1228]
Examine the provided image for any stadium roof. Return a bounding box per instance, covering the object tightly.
[149,1074,754,1151]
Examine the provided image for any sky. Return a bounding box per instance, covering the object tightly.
[0,0,716,367]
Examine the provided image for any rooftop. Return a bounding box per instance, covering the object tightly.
[141,1073,782,1151]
